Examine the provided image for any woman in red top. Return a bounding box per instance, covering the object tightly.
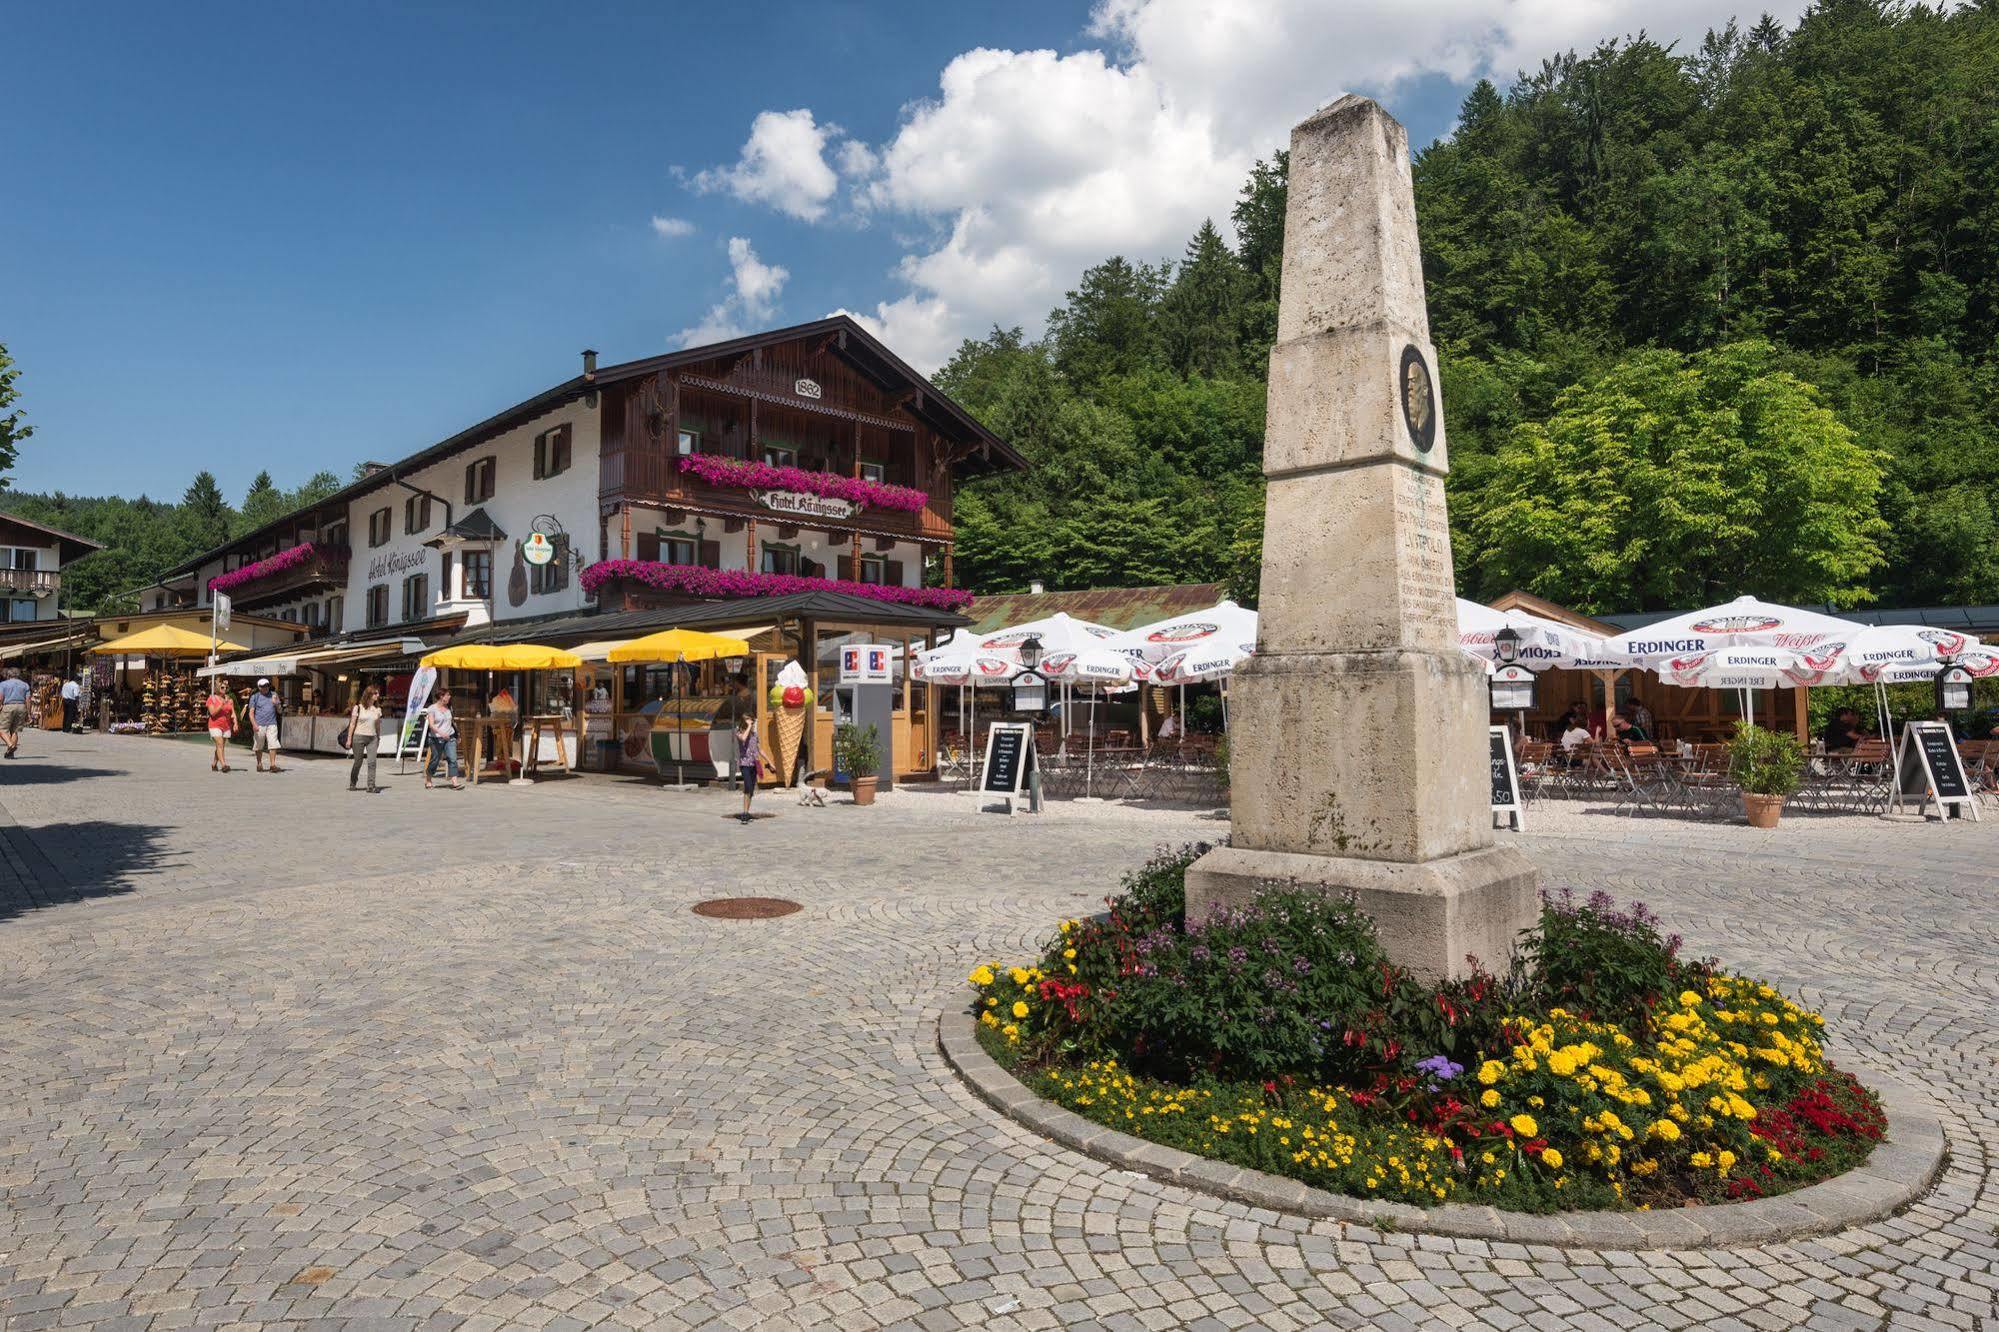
[205,684,236,772]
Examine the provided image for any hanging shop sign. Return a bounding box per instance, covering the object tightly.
[1489,664,1536,712]
[755,490,856,520]
[522,532,556,566]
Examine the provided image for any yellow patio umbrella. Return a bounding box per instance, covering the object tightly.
[607,629,750,787]
[419,643,582,670]
[605,629,749,664]
[92,625,246,656]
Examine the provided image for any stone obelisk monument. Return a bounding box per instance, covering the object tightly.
[1185,95,1538,981]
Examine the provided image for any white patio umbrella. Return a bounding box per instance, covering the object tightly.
[975,613,1124,738]
[1114,600,1260,738]
[1035,647,1142,798]
[1652,647,1818,727]
[1819,629,1990,741]
[1609,595,1862,664]
[1457,598,1624,670]
[913,639,1024,749]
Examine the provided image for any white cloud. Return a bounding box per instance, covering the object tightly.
[649,215,695,239]
[687,108,846,222]
[673,237,791,348]
[708,0,1810,370]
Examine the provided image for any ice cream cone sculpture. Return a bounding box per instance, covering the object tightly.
[767,661,813,785]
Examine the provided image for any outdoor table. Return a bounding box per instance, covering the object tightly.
[520,713,574,776]
[464,716,517,786]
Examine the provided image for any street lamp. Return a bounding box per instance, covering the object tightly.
[1494,625,1521,666]
[1013,635,1047,713]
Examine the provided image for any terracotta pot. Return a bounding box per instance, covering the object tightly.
[1742,792,1785,828]
[852,775,878,807]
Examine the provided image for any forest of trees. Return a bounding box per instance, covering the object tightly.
[3,3,1994,619]
[940,0,1999,615]
[1,469,346,614]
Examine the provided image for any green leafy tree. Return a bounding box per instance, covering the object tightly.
[1045,257,1169,387]
[1159,220,1247,379]
[1467,342,1889,611]
[237,470,285,533]
[0,342,33,486]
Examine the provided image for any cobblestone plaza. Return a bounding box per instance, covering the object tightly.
[2,735,1996,1330]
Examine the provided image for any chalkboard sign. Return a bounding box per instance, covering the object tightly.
[1893,721,1978,820]
[1488,725,1524,831]
[980,722,1036,813]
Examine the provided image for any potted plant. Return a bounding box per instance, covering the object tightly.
[1729,722,1803,827]
[834,722,882,806]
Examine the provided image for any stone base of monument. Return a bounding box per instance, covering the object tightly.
[1185,844,1540,984]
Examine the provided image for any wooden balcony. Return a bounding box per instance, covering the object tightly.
[0,568,59,596]
[602,453,953,542]
[226,547,352,611]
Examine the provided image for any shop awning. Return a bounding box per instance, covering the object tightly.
[0,630,95,660]
[196,636,430,677]
[197,651,304,678]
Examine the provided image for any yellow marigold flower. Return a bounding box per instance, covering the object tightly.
[1480,1089,1500,1109]
[1649,1119,1681,1142]
[1011,1001,1029,1019]
[1009,967,1030,986]
[969,965,995,987]
[1002,1024,1019,1039]
[1541,1148,1563,1168]
[1063,948,1077,960]
[1477,1060,1505,1085]
[1509,1113,1538,1138]
[979,1011,998,1027]
[1690,1151,1712,1168]
[1716,1150,1736,1171]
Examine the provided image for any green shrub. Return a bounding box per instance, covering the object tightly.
[1518,889,1710,1031]
[1728,722,1803,796]
[832,722,880,778]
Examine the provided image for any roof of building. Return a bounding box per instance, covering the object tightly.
[430,507,508,544]
[165,315,1023,579]
[434,590,971,650]
[0,510,106,563]
[961,583,1229,635]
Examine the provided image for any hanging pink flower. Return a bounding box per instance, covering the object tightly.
[677,454,929,513]
[207,542,349,594]
[579,560,973,611]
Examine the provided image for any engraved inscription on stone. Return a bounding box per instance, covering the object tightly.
[1394,468,1456,634]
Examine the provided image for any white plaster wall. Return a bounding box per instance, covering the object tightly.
[1,542,63,621]
[343,399,601,627]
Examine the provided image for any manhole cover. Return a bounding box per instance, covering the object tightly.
[691,897,801,920]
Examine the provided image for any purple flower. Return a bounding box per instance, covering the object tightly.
[1415,1055,1463,1084]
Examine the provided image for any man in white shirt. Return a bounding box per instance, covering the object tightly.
[59,676,81,732]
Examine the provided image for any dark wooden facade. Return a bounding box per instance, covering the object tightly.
[593,320,1018,588]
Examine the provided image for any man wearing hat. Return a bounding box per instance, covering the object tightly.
[248,677,285,773]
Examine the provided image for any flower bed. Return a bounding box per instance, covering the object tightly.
[207,541,347,594]
[578,560,973,611]
[969,851,1882,1214]
[678,454,929,513]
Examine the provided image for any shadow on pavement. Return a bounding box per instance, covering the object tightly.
[0,819,175,923]
[0,763,124,786]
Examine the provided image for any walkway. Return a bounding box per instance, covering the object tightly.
[0,734,1993,1330]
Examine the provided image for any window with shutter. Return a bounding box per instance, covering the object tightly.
[885,559,905,587]
[697,539,720,569]
[439,550,454,598]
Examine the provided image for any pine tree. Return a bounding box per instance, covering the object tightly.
[1160,221,1247,379]
[178,471,232,552]
[1045,257,1169,387]
[236,470,286,534]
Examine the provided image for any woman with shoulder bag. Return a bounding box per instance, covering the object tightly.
[347,685,385,793]
[734,712,761,823]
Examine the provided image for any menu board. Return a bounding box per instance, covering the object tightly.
[980,722,1035,810]
[1894,721,1978,820]
[1488,725,1523,831]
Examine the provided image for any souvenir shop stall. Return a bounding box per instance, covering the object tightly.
[92,625,247,736]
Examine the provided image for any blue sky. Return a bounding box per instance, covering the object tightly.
[2,0,1762,503]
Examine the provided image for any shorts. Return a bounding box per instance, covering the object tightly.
[253,724,281,753]
[0,703,25,733]
[740,763,759,793]
[209,726,231,740]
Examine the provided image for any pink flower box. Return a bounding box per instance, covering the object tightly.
[579,560,973,611]
[677,454,929,513]
[207,541,349,594]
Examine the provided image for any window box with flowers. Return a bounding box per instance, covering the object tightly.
[960,850,1888,1219]
[678,453,930,514]
[580,560,972,612]
[208,542,352,599]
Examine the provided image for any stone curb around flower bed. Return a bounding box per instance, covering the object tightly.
[938,1010,1946,1250]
